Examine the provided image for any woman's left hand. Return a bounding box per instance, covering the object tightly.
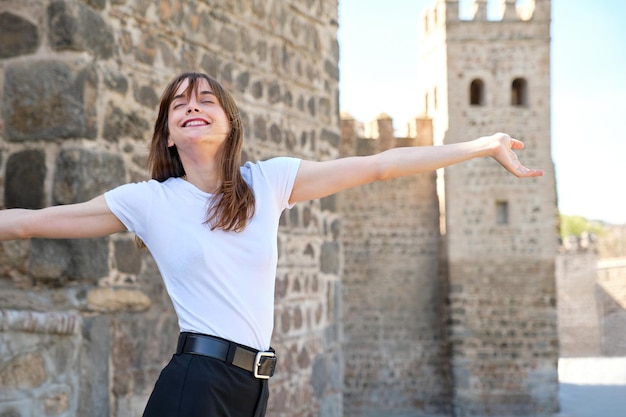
[486,133,545,178]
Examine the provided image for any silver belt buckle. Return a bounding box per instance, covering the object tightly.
[253,351,276,379]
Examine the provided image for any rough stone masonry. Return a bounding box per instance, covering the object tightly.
[0,1,561,417]
[0,1,342,416]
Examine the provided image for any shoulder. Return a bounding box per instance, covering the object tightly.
[241,157,301,179]
[240,158,301,208]
[106,178,158,194]
[105,178,184,202]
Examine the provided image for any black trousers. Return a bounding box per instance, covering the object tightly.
[142,352,269,417]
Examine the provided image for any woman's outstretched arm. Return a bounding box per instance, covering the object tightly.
[289,132,544,204]
[0,195,126,241]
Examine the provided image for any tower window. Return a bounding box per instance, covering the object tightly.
[469,79,484,106]
[496,201,509,225]
[511,78,528,106]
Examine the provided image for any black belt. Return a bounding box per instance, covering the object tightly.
[176,333,277,379]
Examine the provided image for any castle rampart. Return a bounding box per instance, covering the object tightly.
[557,236,626,358]
[339,113,451,416]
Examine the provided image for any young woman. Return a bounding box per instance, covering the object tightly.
[0,72,543,417]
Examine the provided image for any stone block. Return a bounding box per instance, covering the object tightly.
[235,71,250,93]
[0,310,80,335]
[320,195,336,212]
[320,241,339,274]
[4,149,47,209]
[27,239,69,282]
[29,238,109,283]
[200,54,221,79]
[103,105,151,142]
[87,288,151,312]
[310,354,327,398]
[53,148,125,204]
[103,70,129,94]
[268,82,281,104]
[319,393,342,417]
[2,60,97,142]
[270,124,282,144]
[328,349,344,391]
[85,0,106,10]
[218,26,238,52]
[133,85,159,109]
[78,315,110,417]
[0,352,45,389]
[324,59,339,81]
[253,116,267,141]
[47,0,114,58]
[42,389,70,416]
[321,128,340,148]
[0,12,39,59]
[135,32,157,65]
[251,81,263,99]
[114,239,141,274]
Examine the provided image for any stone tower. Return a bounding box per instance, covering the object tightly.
[418,0,559,415]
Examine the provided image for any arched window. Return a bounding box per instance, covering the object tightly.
[511,78,528,106]
[469,79,484,106]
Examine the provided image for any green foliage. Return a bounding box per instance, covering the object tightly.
[559,214,605,239]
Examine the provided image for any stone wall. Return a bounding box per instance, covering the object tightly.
[0,1,341,416]
[339,115,452,417]
[556,248,602,357]
[557,245,626,358]
[596,258,626,356]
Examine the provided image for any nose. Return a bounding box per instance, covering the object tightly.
[186,106,201,114]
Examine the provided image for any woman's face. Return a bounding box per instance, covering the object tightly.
[166,77,231,150]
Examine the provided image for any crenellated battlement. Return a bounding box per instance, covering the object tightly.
[421,0,548,36]
[339,113,433,157]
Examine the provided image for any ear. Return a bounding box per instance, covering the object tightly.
[167,136,175,147]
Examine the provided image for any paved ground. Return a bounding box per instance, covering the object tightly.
[557,357,626,417]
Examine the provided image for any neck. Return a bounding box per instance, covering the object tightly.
[178,146,223,194]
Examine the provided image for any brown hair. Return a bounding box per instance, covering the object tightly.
[148,72,255,232]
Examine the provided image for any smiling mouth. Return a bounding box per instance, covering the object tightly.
[183,119,209,127]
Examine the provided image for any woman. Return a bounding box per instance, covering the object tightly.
[0,72,543,417]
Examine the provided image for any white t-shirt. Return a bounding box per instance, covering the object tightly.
[104,157,301,350]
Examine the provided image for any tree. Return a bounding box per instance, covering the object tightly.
[559,214,605,240]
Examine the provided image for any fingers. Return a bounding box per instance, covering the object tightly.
[487,132,544,178]
[493,132,523,149]
[516,165,545,178]
[509,138,525,149]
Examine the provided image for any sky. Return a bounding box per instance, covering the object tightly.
[338,0,626,225]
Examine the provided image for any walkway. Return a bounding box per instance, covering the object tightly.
[557,357,626,417]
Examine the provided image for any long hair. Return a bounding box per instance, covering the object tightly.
[148,72,255,232]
